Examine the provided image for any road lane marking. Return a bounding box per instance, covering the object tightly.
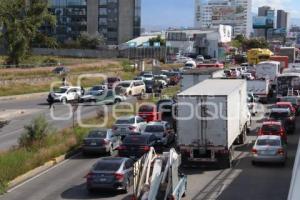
[7,153,80,193]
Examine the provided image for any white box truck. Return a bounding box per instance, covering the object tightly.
[177,79,249,168]
[255,61,281,82]
[247,79,270,103]
[180,68,224,91]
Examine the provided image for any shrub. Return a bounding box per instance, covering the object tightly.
[19,115,52,148]
[43,58,59,66]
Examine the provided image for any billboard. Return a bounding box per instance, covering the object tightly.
[211,5,246,24]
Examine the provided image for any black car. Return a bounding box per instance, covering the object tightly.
[144,80,154,93]
[86,157,134,193]
[269,108,296,133]
[118,134,160,159]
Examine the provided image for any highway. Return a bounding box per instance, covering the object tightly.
[1,105,298,200]
[0,96,135,150]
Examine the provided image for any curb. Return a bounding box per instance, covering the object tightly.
[7,148,81,190]
[0,92,48,102]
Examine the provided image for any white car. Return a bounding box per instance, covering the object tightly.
[47,86,82,104]
[117,80,146,96]
[112,116,147,137]
[242,72,255,80]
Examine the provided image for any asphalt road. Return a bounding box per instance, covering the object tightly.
[0,96,135,150]
[1,105,299,200]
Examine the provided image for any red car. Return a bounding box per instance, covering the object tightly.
[138,105,160,122]
[258,121,287,143]
[274,102,296,114]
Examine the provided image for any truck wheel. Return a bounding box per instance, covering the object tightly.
[218,149,232,169]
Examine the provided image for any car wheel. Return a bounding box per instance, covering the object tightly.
[108,145,113,156]
[128,91,132,96]
[87,187,94,194]
[62,98,67,104]
[251,161,256,166]
[123,179,129,193]
[114,98,121,104]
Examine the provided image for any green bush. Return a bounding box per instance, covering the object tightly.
[43,58,59,66]
[19,115,52,148]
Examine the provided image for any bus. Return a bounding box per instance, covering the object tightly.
[277,73,300,99]
[247,48,274,65]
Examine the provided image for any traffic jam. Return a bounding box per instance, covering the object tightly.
[44,48,300,199]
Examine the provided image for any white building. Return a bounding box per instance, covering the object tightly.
[195,0,252,37]
[166,25,232,59]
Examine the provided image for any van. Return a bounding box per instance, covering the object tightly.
[117,80,145,96]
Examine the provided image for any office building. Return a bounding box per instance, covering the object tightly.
[254,6,274,38]
[194,0,252,37]
[277,10,290,31]
[45,0,141,45]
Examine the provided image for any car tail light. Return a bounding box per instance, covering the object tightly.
[103,139,109,145]
[277,148,284,155]
[114,173,124,181]
[168,195,175,200]
[252,148,258,154]
[117,145,127,150]
[129,126,137,131]
[85,172,94,179]
[140,146,150,151]
[218,149,229,154]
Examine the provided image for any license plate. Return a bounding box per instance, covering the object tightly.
[90,142,97,146]
[96,178,107,182]
[121,128,126,132]
[260,150,275,155]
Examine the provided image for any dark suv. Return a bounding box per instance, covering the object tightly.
[268,108,296,134]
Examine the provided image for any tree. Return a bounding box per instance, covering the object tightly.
[77,33,106,49]
[0,0,56,66]
[242,38,268,51]
[149,36,166,47]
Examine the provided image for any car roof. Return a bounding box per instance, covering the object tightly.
[117,115,136,120]
[59,86,80,89]
[271,108,290,112]
[257,135,281,140]
[276,102,293,105]
[262,121,282,126]
[98,157,127,163]
[147,121,168,126]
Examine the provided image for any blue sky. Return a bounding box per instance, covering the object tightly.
[141,0,300,29]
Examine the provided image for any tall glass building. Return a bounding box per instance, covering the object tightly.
[45,0,141,45]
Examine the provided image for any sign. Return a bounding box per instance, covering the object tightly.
[266,10,275,28]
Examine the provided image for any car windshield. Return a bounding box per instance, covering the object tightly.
[118,82,131,88]
[91,86,103,91]
[145,125,164,132]
[282,98,297,104]
[123,136,148,145]
[87,130,107,138]
[261,125,281,132]
[94,161,121,171]
[139,105,154,112]
[270,112,290,118]
[116,118,135,124]
[144,74,153,78]
[144,80,153,85]
[257,139,281,146]
[54,88,68,94]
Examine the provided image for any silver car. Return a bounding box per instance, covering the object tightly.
[112,116,147,137]
[142,121,175,146]
[252,135,287,165]
[82,129,121,155]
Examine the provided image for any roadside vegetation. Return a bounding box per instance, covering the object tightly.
[0,83,180,193]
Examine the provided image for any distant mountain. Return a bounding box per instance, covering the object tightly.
[291,18,300,26]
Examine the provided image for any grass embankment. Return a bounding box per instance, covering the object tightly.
[0,60,138,97]
[0,84,180,194]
